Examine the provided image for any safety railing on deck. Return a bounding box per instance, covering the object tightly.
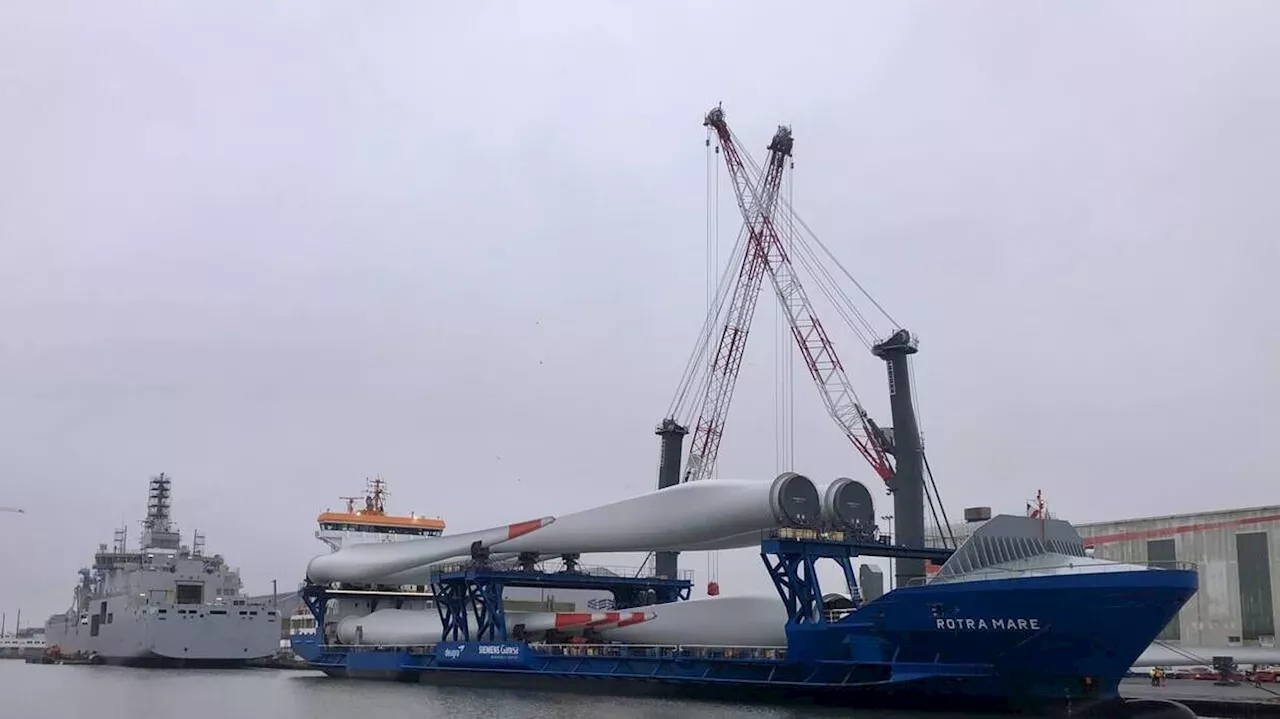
[761,527,885,544]
[824,608,856,622]
[900,559,1199,588]
[335,642,788,661]
[427,559,694,582]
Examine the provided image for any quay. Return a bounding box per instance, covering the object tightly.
[1122,678,1280,718]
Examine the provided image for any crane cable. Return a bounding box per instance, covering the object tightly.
[665,127,749,427]
[727,126,897,339]
[775,156,797,474]
[726,125,960,548]
[707,129,721,589]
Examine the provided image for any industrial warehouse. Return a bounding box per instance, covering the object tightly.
[1076,505,1280,648]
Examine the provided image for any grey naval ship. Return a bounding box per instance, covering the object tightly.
[43,473,280,667]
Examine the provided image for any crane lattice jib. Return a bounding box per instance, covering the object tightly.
[709,108,895,484]
[681,107,792,483]
[756,209,894,483]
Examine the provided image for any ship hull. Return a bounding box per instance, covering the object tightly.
[296,644,1118,715]
[293,567,1196,714]
[316,665,1113,714]
[45,594,280,666]
[99,654,264,669]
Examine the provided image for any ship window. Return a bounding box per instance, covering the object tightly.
[209,609,227,615]
[106,613,113,624]
[175,583,204,605]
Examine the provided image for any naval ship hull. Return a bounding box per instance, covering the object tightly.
[48,473,282,669]
[45,596,279,668]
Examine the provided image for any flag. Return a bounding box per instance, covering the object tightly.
[1026,490,1046,519]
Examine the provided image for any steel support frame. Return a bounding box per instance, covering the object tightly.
[761,542,860,626]
[300,585,328,629]
[433,580,471,641]
[430,577,511,642]
[614,583,692,609]
[466,578,507,641]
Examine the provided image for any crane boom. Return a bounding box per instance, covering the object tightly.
[705,108,895,484]
[681,107,793,483]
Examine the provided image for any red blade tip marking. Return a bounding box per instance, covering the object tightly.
[507,517,552,539]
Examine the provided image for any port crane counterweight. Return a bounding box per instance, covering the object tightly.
[654,419,689,580]
[872,329,926,585]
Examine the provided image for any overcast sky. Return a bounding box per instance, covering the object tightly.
[2,1,1277,620]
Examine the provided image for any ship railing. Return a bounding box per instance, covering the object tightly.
[533,643,788,660]
[428,560,695,582]
[337,642,788,660]
[759,527,955,552]
[900,559,1200,587]
[761,527,881,543]
[824,608,856,622]
[541,563,696,582]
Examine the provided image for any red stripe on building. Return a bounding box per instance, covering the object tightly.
[1082,512,1280,548]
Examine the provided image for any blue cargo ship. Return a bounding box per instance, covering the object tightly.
[292,514,1197,715]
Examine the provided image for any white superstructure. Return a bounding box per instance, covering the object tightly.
[315,476,445,552]
[0,632,46,659]
[43,473,280,666]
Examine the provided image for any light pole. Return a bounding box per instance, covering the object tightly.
[880,514,895,591]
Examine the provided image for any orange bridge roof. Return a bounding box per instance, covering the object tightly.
[317,511,446,530]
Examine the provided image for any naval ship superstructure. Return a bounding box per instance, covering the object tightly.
[43,473,280,667]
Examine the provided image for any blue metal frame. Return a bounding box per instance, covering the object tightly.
[466,577,506,641]
[428,564,694,643]
[299,584,328,630]
[434,579,471,641]
[760,533,954,627]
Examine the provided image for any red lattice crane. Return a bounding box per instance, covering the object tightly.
[681,105,894,486]
[680,109,793,484]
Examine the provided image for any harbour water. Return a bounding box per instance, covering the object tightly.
[0,661,1001,719]
[6,660,1258,718]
